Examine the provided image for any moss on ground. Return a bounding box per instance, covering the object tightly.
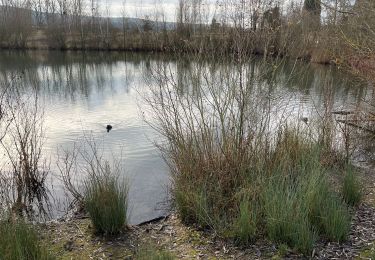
[39,218,134,259]
[357,244,375,259]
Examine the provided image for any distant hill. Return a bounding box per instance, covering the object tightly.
[109,17,177,31]
[0,5,177,31]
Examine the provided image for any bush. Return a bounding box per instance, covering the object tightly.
[0,220,54,260]
[148,56,357,254]
[342,167,362,206]
[84,163,128,236]
[170,128,353,254]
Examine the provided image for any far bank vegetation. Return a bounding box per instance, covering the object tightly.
[0,0,374,79]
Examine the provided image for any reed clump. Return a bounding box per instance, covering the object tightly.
[57,137,129,237]
[83,165,128,236]
[148,57,356,254]
[342,166,362,207]
[171,128,352,253]
[0,219,54,260]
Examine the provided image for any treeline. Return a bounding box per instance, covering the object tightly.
[0,0,374,73]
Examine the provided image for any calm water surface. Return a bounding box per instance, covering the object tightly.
[0,51,369,224]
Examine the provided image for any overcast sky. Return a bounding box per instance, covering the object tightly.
[98,0,275,21]
[97,0,356,22]
[101,0,218,21]
[111,0,177,17]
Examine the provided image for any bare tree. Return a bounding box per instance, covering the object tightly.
[0,78,50,217]
[303,0,321,28]
[121,0,128,49]
[0,0,33,48]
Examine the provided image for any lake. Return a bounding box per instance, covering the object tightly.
[0,50,369,224]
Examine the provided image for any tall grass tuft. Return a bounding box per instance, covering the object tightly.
[342,166,362,207]
[57,136,129,236]
[232,199,258,245]
[261,129,351,251]
[175,185,212,228]
[304,171,351,242]
[319,194,351,242]
[0,220,54,260]
[263,175,317,254]
[84,162,128,236]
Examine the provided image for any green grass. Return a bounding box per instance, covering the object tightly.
[84,166,128,236]
[232,199,257,245]
[263,175,317,254]
[136,245,175,260]
[342,166,362,206]
[175,185,211,228]
[0,220,54,260]
[318,194,351,242]
[304,169,351,242]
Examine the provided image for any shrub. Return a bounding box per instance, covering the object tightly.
[148,56,357,254]
[342,166,362,206]
[170,127,353,254]
[84,162,128,236]
[0,220,54,260]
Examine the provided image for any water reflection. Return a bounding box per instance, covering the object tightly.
[0,50,369,224]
